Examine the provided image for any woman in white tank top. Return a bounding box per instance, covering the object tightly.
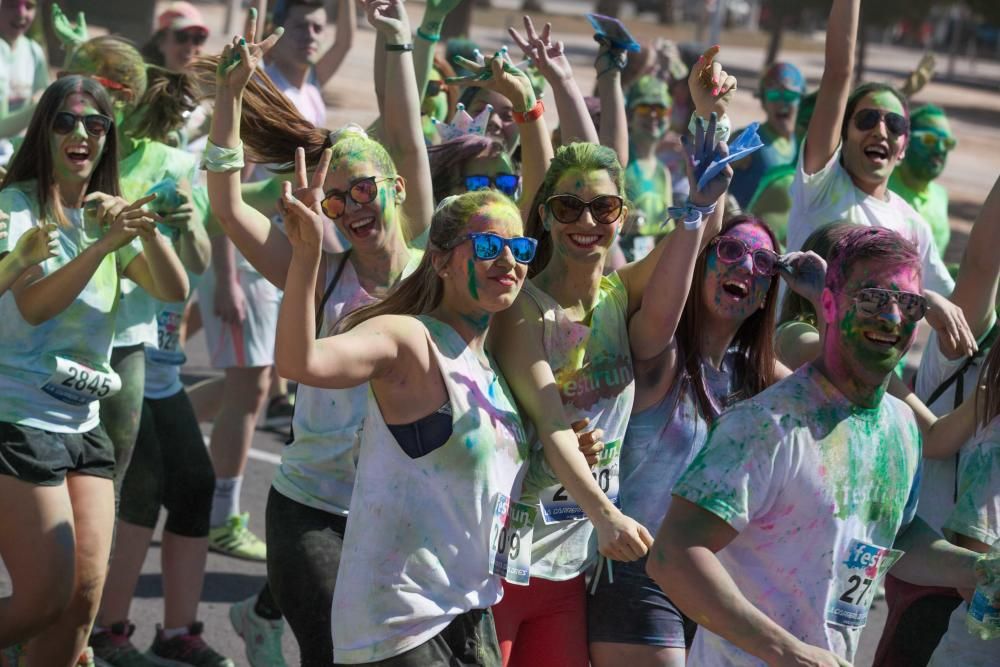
[275,189,538,665]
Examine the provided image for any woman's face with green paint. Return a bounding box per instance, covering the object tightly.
[50,92,109,186]
[843,91,908,188]
[443,202,528,313]
[823,259,921,379]
[902,113,954,182]
[457,152,517,197]
[322,157,402,251]
[542,169,625,264]
[701,222,775,322]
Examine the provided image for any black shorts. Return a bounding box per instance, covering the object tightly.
[0,421,116,486]
[588,556,697,649]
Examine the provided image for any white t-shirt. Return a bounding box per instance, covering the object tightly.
[787,143,954,297]
[674,364,922,666]
[928,418,1000,667]
[914,320,997,534]
[0,184,141,432]
[0,35,47,163]
[264,62,327,129]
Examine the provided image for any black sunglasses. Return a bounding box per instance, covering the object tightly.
[321,176,393,220]
[426,80,448,97]
[546,194,624,225]
[174,30,208,46]
[465,174,520,197]
[52,112,113,137]
[853,108,908,137]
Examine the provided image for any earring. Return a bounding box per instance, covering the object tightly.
[442,271,449,277]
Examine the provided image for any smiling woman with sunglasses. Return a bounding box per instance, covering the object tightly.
[0,75,186,666]
[428,133,522,205]
[275,188,531,665]
[788,0,954,301]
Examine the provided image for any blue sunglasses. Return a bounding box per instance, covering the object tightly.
[464,173,520,197]
[454,232,537,264]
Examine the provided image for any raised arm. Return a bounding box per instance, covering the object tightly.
[949,172,1000,342]
[595,41,629,167]
[490,296,654,562]
[803,0,859,175]
[413,0,463,99]
[206,13,294,287]
[509,17,599,147]
[648,498,851,666]
[362,0,433,242]
[314,0,357,88]
[626,115,734,362]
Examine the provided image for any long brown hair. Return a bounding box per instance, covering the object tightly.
[337,190,519,332]
[977,337,1000,430]
[0,76,121,227]
[676,214,781,422]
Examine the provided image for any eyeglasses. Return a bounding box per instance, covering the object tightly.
[426,80,449,97]
[321,176,394,220]
[853,108,909,137]
[174,29,208,46]
[52,112,113,137]
[546,194,624,225]
[711,235,781,276]
[912,130,957,151]
[850,288,928,322]
[763,88,801,104]
[453,232,537,264]
[464,174,520,197]
[633,103,670,119]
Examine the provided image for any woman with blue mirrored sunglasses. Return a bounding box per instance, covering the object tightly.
[464,173,521,197]
[450,231,537,264]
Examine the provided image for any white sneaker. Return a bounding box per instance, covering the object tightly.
[228,595,288,667]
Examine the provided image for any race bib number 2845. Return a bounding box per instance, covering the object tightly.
[40,356,121,406]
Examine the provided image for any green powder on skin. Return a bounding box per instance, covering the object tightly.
[467,258,479,300]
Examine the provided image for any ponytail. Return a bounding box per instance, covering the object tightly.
[130,66,197,143]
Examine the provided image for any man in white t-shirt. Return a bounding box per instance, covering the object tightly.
[875,172,1000,664]
[647,226,998,667]
[0,0,49,164]
[785,0,953,298]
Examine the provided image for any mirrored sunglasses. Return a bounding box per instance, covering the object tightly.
[321,176,393,220]
[464,173,520,197]
[912,130,957,151]
[851,287,928,322]
[456,232,537,264]
[712,235,781,277]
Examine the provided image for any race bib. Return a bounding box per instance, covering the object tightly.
[40,356,121,406]
[630,236,655,262]
[488,493,535,585]
[826,538,903,628]
[539,439,620,525]
[146,310,187,366]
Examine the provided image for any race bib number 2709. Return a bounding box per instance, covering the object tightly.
[488,493,535,586]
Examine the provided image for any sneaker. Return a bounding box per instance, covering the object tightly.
[146,623,234,667]
[262,395,294,430]
[208,513,266,561]
[229,596,287,667]
[91,622,155,667]
[77,647,96,667]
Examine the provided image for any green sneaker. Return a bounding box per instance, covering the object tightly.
[229,595,288,667]
[208,513,266,561]
[146,623,234,667]
[90,622,155,667]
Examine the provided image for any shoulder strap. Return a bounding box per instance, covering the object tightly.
[925,320,999,408]
[315,249,353,338]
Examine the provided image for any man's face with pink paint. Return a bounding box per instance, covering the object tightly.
[701,222,776,322]
[0,0,36,44]
[823,258,922,380]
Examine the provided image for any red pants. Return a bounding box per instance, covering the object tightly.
[492,574,588,667]
[872,573,962,666]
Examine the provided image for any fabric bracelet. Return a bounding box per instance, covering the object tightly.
[416,27,441,42]
[666,200,718,231]
[385,43,414,52]
[201,140,245,173]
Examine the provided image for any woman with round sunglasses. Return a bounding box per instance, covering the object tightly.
[787,0,953,298]
[199,1,438,661]
[0,75,184,667]
[275,187,532,665]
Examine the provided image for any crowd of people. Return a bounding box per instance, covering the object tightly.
[0,0,998,666]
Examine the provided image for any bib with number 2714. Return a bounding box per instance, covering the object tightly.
[826,538,903,628]
[40,356,122,406]
[489,493,536,585]
[539,439,621,524]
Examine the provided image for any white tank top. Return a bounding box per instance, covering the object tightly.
[331,315,529,664]
[271,250,421,515]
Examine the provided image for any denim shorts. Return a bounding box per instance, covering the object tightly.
[0,421,116,486]
[588,556,697,649]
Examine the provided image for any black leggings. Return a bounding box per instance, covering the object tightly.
[100,344,146,493]
[265,487,346,667]
[118,390,215,537]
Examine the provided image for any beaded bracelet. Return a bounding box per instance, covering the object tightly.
[201,140,245,173]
